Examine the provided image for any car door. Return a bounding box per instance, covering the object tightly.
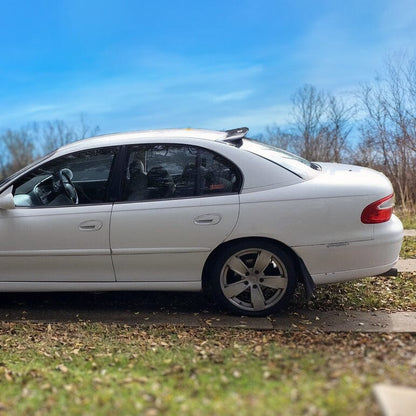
[110,143,242,282]
[0,147,118,282]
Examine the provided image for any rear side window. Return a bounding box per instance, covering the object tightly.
[124,144,242,201]
[240,138,319,179]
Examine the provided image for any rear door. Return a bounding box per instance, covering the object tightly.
[110,143,242,282]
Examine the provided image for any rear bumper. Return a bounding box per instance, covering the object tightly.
[310,259,400,285]
[293,215,403,285]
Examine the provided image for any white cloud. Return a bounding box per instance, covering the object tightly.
[211,90,253,103]
[0,59,267,133]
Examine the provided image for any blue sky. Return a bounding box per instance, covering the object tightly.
[0,0,415,136]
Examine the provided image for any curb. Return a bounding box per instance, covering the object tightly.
[374,384,416,416]
[396,258,416,272]
[2,309,416,332]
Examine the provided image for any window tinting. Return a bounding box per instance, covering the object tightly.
[124,144,241,201]
[13,147,118,207]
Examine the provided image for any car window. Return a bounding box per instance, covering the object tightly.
[240,138,320,179]
[13,147,118,207]
[124,144,242,201]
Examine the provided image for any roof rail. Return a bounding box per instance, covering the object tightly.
[224,127,249,141]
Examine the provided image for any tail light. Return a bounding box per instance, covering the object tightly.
[361,194,394,224]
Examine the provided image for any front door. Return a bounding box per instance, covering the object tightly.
[0,147,118,282]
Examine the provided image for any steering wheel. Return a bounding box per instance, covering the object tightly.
[59,169,78,204]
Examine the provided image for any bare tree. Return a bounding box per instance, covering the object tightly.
[357,54,416,207]
[263,85,354,162]
[324,95,355,162]
[291,84,327,160]
[262,125,300,153]
[40,114,100,155]
[0,128,35,177]
[0,115,100,180]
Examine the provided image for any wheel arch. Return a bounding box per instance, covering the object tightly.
[202,236,314,295]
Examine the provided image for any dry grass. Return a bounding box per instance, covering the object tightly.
[0,322,415,416]
[395,206,416,229]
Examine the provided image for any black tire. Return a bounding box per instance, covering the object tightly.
[209,240,297,316]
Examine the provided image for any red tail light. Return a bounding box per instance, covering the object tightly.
[361,194,394,224]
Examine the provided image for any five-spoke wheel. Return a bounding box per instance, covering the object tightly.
[210,240,296,316]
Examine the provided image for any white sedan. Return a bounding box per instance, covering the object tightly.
[0,127,403,316]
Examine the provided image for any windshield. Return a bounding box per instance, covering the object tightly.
[239,139,320,179]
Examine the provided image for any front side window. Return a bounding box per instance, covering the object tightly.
[124,144,241,201]
[13,147,118,207]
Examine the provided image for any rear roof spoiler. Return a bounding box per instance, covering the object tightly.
[223,127,249,141]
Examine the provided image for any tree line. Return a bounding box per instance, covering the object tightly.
[1,55,416,207]
[0,116,99,179]
[260,54,416,208]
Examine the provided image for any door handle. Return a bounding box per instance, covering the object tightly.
[194,214,222,225]
[79,220,103,231]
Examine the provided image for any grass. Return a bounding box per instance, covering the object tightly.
[401,236,416,258]
[395,207,416,229]
[0,322,415,416]
[0,269,416,416]
[292,272,416,311]
[399,214,416,229]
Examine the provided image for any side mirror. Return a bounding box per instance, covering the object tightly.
[0,187,15,210]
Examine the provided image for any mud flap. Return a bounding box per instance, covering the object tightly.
[297,258,316,300]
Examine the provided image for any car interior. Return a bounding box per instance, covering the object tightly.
[11,144,241,207]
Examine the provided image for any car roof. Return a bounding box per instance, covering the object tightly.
[58,127,249,153]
